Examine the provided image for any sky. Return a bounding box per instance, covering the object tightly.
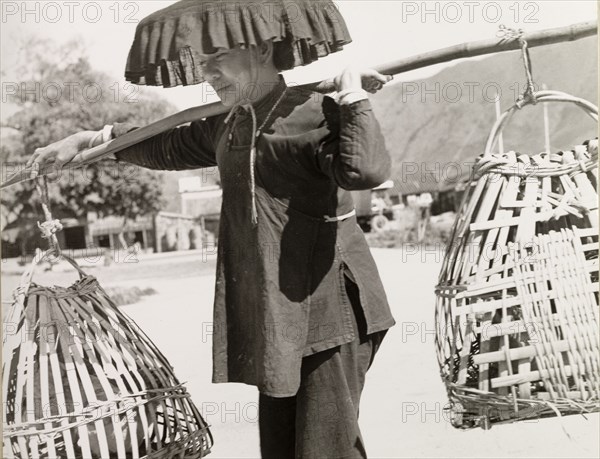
[1,1,598,112]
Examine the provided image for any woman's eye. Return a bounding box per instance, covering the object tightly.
[199,52,227,67]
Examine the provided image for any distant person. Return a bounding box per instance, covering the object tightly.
[417,193,433,242]
[103,247,113,267]
[372,195,388,215]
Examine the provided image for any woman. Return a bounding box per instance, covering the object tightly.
[27,1,396,457]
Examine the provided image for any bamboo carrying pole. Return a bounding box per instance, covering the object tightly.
[1,20,596,189]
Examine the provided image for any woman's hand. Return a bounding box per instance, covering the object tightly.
[26,131,98,180]
[333,67,393,94]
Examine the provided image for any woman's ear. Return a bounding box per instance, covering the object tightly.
[258,40,274,67]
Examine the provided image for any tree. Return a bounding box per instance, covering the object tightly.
[1,36,179,255]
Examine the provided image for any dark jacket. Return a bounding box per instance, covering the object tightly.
[113,77,396,397]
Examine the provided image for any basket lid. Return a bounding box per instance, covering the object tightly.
[124,0,352,88]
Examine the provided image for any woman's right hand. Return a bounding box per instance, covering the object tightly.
[26,131,98,179]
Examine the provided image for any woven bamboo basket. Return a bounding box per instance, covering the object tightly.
[2,251,213,458]
[435,90,599,429]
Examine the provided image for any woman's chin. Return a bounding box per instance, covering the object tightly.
[219,98,235,107]
[218,92,239,107]
[221,97,235,107]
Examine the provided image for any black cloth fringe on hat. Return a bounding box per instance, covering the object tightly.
[125,0,352,88]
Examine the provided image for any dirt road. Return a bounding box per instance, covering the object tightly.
[2,248,598,458]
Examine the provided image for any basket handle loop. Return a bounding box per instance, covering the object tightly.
[57,253,89,278]
[5,251,88,340]
[484,90,599,158]
[8,176,89,318]
[17,250,88,297]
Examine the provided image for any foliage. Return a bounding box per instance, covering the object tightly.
[1,36,178,250]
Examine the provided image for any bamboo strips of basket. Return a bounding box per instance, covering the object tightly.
[435,90,599,429]
[2,251,213,458]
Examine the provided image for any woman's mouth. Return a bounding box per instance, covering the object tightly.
[214,84,231,93]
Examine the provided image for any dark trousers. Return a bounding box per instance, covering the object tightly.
[259,275,387,459]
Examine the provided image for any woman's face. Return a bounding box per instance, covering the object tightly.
[200,46,274,107]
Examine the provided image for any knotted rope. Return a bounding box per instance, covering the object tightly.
[497,25,537,108]
[35,176,62,258]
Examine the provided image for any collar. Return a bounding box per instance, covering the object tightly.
[251,75,288,115]
[224,75,288,124]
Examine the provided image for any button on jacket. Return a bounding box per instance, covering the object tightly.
[113,77,396,397]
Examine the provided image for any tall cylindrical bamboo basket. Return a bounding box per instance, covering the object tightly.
[2,252,213,458]
[435,90,599,429]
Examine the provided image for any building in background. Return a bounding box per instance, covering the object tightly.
[88,214,154,250]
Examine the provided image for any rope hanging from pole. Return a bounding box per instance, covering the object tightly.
[0,20,596,190]
[497,25,538,107]
[34,176,62,258]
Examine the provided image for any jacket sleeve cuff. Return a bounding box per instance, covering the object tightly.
[101,125,116,159]
[111,122,141,161]
[329,89,369,106]
[337,89,369,106]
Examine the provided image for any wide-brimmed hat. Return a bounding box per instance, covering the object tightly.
[124,0,352,88]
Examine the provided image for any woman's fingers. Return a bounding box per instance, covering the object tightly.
[363,79,382,94]
[361,70,393,93]
[26,147,52,170]
[26,135,83,180]
[28,148,53,179]
[26,149,40,168]
[29,161,40,180]
[334,67,393,94]
[362,68,393,84]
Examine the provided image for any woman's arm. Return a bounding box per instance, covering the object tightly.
[27,117,220,179]
[111,118,219,170]
[315,69,392,190]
